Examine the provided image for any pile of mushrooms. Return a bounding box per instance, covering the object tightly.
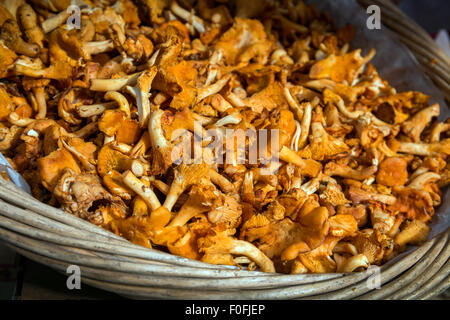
[0,0,448,274]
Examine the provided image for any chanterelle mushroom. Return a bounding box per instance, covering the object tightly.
[53,168,126,225]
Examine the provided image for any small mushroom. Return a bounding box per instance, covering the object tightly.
[126,66,158,127]
[0,19,40,57]
[17,4,44,48]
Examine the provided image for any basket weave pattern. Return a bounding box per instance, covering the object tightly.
[0,0,448,299]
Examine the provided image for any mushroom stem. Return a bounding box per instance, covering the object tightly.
[131,159,150,177]
[398,139,450,156]
[82,40,115,56]
[210,94,233,112]
[126,67,158,127]
[104,91,130,117]
[32,87,47,119]
[213,111,242,127]
[336,254,369,272]
[197,75,231,101]
[225,92,246,108]
[429,123,450,142]
[77,102,118,117]
[170,1,206,33]
[209,169,234,193]
[407,172,440,189]
[110,141,133,154]
[60,138,96,171]
[283,87,304,121]
[90,72,142,91]
[0,19,40,57]
[8,112,34,127]
[276,15,308,33]
[324,163,378,181]
[130,131,151,158]
[41,10,71,33]
[70,122,98,138]
[297,102,312,149]
[14,62,71,79]
[122,170,161,211]
[279,146,307,169]
[227,239,275,273]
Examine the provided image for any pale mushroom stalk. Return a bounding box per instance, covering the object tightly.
[104,134,115,145]
[242,171,254,204]
[0,19,40,57]
[429,122,450,142]
[210,94,233,113]
[193,113,214,126]
[110,141,133,154]
[197,75,231,102]
[32,86,47,119]
[77,102,118,117]
[270,48,294,65]
[224,239,275,273]
[300,178,320,195]
[90,72,143,92]
[290,120,301,151]
[278,146,306,170]
[152,92,169,105]
[131,159,150,177]
[14,63,68,80]
[303,79,337,91]
[298,102,312,149]
[402,103,440,142]
[82,40,115,56]
[397,139,450,156]
[407,167,430,184]
[170,0,206,33]
[335,254,369,273]
[407,172,441,189]
[209,169,234,193]
[276,15,308,33]
[70,122,97,138]
[130,131,151,158]
[225,92,246,108]
[60,138,96,171]
[148,109,174,174]
[104,91,130,117]
[17,4,44,48]
[204,50,223,86]
[122,170,161,211]
[324,162,378,181]
[251,168,278,187]
[8,112,34,127]
[347,186,397,205]
[283,87,304,121]
[41,10,71,33]
[325,89,364,119]
[126,66,157,127]
[148,177,170,195]
[213,111,242,127]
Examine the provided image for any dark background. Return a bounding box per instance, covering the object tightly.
[394,0,449,34]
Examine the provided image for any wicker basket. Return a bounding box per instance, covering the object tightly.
[0,0,448,299]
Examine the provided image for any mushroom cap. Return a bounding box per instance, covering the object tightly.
[97,145,132,177]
